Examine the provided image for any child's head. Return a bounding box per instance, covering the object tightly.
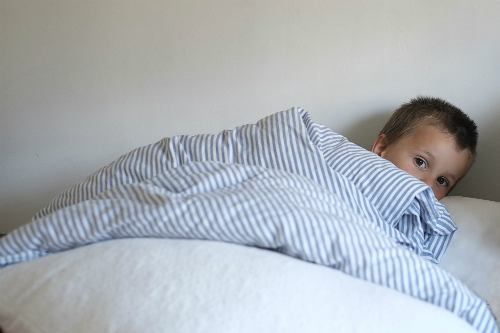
[371,96,478,200]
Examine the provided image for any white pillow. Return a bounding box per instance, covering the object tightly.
[0,239,477,333]
[440,196,500,320]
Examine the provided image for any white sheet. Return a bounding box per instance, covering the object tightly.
[440,196,500,320]
[0,238,477,333]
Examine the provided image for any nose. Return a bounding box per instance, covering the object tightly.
[419,176,438,193]
[418,175,434,188]
[418,176,442,200]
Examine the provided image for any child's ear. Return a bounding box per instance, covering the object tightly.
[371,134,388,156]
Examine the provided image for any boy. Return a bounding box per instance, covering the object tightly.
[371,96,478,200]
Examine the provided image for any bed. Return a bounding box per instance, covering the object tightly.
[0,107,498,333]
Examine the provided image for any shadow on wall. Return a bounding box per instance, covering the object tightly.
[0,182,71,233]
[338,110,393,151]
[453,104,500,202]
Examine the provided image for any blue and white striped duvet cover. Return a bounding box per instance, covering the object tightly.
[33,107,455,262]
[0,108,497,332]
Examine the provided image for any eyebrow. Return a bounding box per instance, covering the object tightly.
[446,173,459,183]
[423,151,436,164]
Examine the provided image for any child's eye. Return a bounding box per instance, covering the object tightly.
[414,157,426,169]
[437,176,449,187]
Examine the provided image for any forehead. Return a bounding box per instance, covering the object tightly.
[397,124,472,174]
[400,124,463,153]
[405,123,451,141]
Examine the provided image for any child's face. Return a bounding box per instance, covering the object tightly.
[371,124,471,200]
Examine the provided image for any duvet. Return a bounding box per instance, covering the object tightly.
[0,108,497,333]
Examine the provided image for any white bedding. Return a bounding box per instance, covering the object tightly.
[440,196,500,320]
[0,108,498,333]
[0,238,477,333]
[0,160,495,332]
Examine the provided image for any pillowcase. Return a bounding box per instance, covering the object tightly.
[0,238,479,333]
[440,196,500,320]
[31,107,455,262]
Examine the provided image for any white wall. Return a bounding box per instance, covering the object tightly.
[1,0,500,233]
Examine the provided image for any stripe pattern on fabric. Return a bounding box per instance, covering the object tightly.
[0,162,497,333]
[31,107,455,263]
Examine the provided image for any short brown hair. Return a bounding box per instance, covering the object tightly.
[379,96,478,162]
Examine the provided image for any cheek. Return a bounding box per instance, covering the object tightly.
[398,165,421,180]
[433,189,446,201]
[381,151,411,171]
[382,152,423,181]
